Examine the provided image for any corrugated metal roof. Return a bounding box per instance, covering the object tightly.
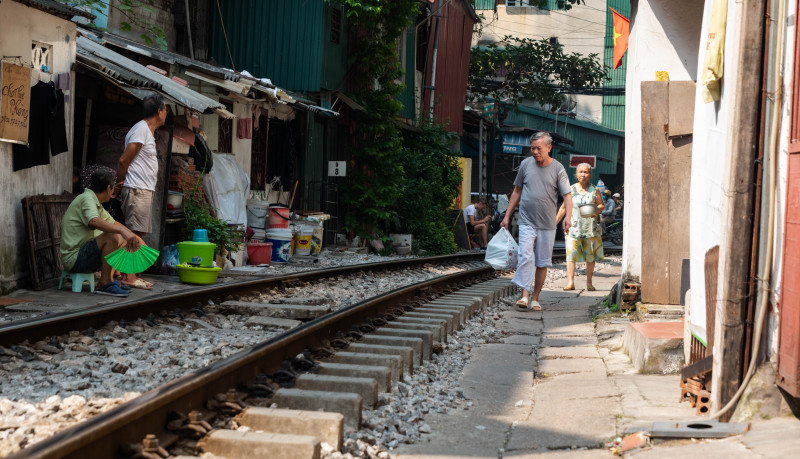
[14,0,95,20]
[210,0,325,93]
[76,36,229,116]
[79,28,243,82]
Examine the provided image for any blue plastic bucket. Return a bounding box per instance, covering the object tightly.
[266,228,292,263]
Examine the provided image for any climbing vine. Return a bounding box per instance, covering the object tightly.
[335,0,421,241]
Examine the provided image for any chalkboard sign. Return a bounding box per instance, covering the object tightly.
[0,62,31,145]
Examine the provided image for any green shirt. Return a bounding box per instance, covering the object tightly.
[60,189,115,271]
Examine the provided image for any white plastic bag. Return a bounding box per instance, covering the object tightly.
[204,153,250,226]
[484,227,518,270]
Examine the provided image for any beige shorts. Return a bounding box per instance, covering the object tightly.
[120,187,153,233]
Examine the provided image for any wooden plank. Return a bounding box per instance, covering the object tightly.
[668,135,692,304]
[22,194,75,290]
[668,81,697,138]
[681,355,713,381]
[640,81,671,304]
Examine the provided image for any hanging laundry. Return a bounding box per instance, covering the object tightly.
[238,117,252,139]
[13,81,69,171]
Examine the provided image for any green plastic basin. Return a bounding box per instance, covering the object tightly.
[176,241,216,267]
[177,264,221,285]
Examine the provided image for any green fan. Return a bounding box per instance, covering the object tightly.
[105,245,160,274]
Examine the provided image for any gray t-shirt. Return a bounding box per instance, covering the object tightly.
[512,156,571,229]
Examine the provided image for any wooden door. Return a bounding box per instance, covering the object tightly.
[640,81,695,304]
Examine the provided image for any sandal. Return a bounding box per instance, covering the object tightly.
[587,285,596,291]
[123,278,153,290]
[94,281,129,297]
[516,298,529,309]
[563,284,575,291]
[530,300,542,311]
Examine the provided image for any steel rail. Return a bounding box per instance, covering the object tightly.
[0,252,485,347]
[11,263,495,459]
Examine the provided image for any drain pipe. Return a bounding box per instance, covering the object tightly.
[711,0,783,420]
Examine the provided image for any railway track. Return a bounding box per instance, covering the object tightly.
[0,254,500,457]
[1,249,619,458]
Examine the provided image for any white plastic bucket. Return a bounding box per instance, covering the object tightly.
[266,228,292,263]
[246,200,269,229]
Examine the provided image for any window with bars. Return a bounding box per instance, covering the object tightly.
[31,41,52,72]
[330,7,342,45]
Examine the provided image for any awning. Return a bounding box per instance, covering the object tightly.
[14,0,95,20]
[76,36,233,118]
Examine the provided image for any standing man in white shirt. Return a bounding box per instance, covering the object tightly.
[115,94,167,289]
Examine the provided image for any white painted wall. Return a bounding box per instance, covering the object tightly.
[622,0,703,282]
[0,1,76,292]
[687,0,792,362]
[475,1,607,123]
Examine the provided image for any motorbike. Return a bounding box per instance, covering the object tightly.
[602,217,623,246]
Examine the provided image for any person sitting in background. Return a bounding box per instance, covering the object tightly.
[612,192,623,217]
[600,189,616,233]
[464,196,491,249]
[60,169,143,297]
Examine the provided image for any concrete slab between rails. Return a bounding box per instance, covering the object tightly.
[221,301,329,320]
[197,429,320,459]
[423,303,472,322]
[389,318,446,342]
[234,407,344,450]
[270,388,362,432]
[622,321,684,374]
[362,335,426,364]
[429,298,480,316]
[327,352,403,383]
[403,312,456,335]
[269,296,327,305]
[346,343,415,375]
[317,362,391,393]
[372,328,433,358]
[244,316,302,329]
[414,307,464,328]
[295,374,378,408]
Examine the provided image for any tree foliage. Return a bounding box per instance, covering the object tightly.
[468,35,606,109]
[336,0,420,240]
[395,121,462,255]
[58,0,168,49]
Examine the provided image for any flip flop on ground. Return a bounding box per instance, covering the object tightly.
[587,285,596,291]
[530,300,542,311]
[94,281,129,297]
[516,298,529,308]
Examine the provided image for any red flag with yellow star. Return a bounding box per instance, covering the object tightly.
[611,8,629,70]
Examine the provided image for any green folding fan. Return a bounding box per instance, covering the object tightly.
[105,245,160,274]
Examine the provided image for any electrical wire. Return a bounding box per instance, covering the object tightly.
[214,0,236,71]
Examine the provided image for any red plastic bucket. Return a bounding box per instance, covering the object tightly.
[268,206,290,229]
[246,241,273,265]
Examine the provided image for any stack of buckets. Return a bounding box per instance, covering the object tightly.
[265,206,292,263]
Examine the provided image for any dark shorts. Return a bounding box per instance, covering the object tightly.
[71,239,102,273]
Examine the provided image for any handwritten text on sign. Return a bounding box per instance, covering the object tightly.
[0,62,31,145]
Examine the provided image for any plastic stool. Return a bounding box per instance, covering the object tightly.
[59,271,95,293]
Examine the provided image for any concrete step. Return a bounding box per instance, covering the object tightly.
[622,321,684,374]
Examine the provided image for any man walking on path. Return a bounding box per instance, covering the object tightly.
[502,132,572,310]
[115,94,167,289]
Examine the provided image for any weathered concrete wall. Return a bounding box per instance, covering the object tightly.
[622,0,702,282]
[474,0,606,123]
[106,0,176,52]
[0,1,76,293]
